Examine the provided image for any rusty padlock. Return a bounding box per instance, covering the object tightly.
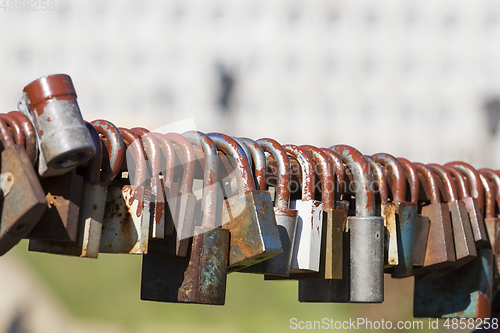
[0,117,47,255]
[207,133,282,272]
[445,162,489,248]
[29,120,125,258]
[479,169,500,276]
[19,74,95,177]
[428,164,476,266]
[331,145,384,303]
[7,111,37,166]
[374,153,417,277]
[141,131,230,305]
[99,128,150,254]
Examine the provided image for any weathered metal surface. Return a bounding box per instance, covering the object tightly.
[414,249,493,319]
[0,117,47,256]
[413,163,456,280]
[0,114,24,145]
[8,111,37,165]
[19,74,95,177]
[429,164,476,265]
[239,138,267,191]
[445,161,485,212]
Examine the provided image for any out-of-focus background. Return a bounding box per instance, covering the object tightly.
[0,0,498,332]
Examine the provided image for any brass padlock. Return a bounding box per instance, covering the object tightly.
[0,117,47,255]
[207,133,282,272]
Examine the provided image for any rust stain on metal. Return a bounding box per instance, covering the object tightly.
[445,161,485,212]
[283,144,314,201]
[301,145,334,210]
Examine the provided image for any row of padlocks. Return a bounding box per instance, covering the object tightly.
[1,74,499,321]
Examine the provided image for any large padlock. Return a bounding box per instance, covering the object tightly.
[479,169,500,277]
[445,162,489,248]
[207,133,282,272]
[429,164,477,266]
[141,131,230,305]
[164,133,197,257]
[29,120,125,258]
[132,128,166,240]
[373,153,417,277]
[412,163,456,280]
[0,117,47,255]
[19,74,95,177]
[331,145,384,303]
[397,157,430,270]
[99,128,150,254]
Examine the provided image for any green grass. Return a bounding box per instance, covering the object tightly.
[11,240,425,332]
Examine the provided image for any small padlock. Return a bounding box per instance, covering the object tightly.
[331,145,384,303]
[374,153,417,277]
[479,169,500,276]
[19,74,95,177]
[0,117,47,255]
[132,128,166,240]
[446,162,489,248]
[99,128,150,254]
[141,131,230,305]
[29,120,125,258]
[412,163,456,281]
[207,133,282,272]
[429,164,477,266]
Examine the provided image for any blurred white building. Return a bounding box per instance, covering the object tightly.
[1,0,500,166]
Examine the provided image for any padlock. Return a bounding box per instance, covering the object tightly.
[132,128,166,240]
[365,156,397,269]
[164,133,197,257]
[0,113,25,146]
[19,74,95,177]
[99,128,150,254]
[207,133,282,272]
[29,120,125,258]
[0,117,47,255]
[478,169,500,276]
[7,111,37,166]
[141,131,230,305]
[241,138,298,276]
[373,153,417,278]
[445,162,489,248]
[238,138,267,191]
[412,163,456,280]
[331,145,384,303]
[428,164,476,266]
[397,157,430,269]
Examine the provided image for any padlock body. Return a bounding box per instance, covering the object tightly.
[381,203,398,267]
[412,215,430,267]
[462,197,489,247]
[149,176,166,239]
[288,199,323,273]
[175,192,197,257]
[221,190,282,272]
[414,249,493,319]
[27,171,83,242]
[449,200,477,264]
[141,227,229,305]
[348,215,384,303]
[100,184,150,254]
[392,202,417,278]
[29,181,107,258]
[484,217,500,277]
[0,145,47,255]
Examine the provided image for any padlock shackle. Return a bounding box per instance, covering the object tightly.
[151,133,176,187]
[330,145,375,216]
[428,164,458,202]
[91,120,125,187]
[164,133,196,195]
[257,138,291,209]
[365,156,388,204]
[118,127,148,186]
[479,171,496,219]
[372,153,406,203]
[414,163,440,205]
[232,137,253,170]
[0,114,24,146]
[300,145,334,209]
[479,168,500,217]
[84,122,102,184]
[183,131,219,228]
[397,157,419,204]
[239,138,267,191]
[321,148,345,195]
[0,116,15,149]
[207,133,255,191]
[7,111,37,165]
[283,144,315,201]
[445,166,470,200]
[444,162,485,212]
[132,128,161,180]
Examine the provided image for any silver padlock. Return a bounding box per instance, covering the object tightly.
[331,145,384,303]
